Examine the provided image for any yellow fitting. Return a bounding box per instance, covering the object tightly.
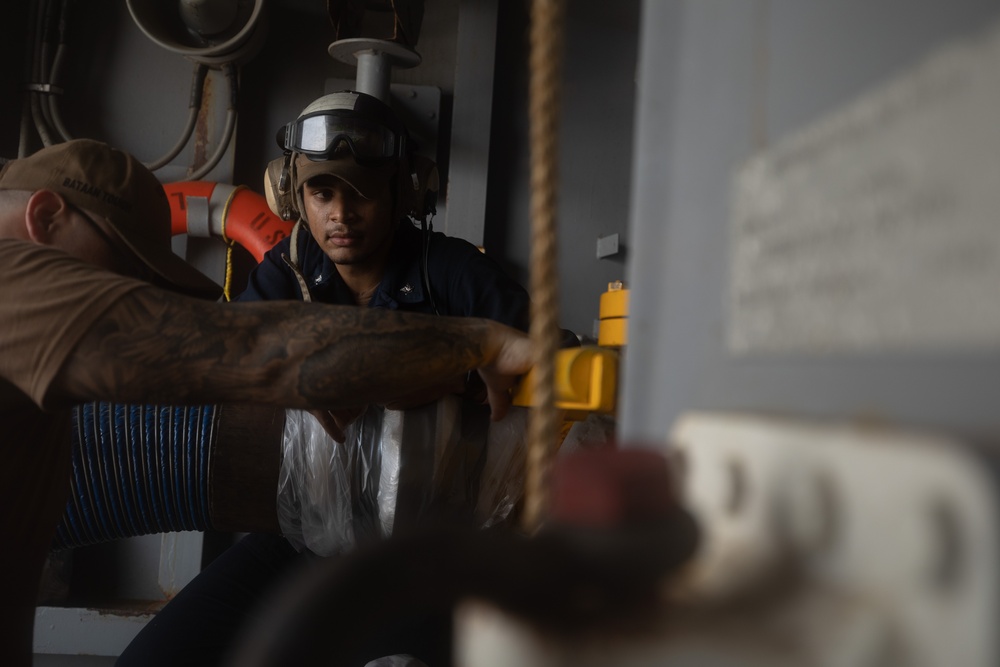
[598,280,629,347]
[512,345,619,419]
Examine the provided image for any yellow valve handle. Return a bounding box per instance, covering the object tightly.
[512,345,619,418]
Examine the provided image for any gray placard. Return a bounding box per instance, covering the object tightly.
[730,21,1000,354]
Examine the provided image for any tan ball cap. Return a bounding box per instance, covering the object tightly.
[0,139,220,299]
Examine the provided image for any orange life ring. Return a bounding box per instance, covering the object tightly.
[163,181,294,264]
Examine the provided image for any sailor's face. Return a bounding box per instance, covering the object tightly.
[302,175,395,267]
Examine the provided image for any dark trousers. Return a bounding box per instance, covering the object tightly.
[116,533,300,667]
[115,533,450,667]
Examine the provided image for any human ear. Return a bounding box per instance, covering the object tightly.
[24,189,69,245]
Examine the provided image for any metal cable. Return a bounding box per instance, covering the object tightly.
[18,0,41,157]
[29,0,56,147]
[46,42,73,141]
[522,0,566,533]
[184,64,239,182]
[145,64,209,172]
[44,0,74,142]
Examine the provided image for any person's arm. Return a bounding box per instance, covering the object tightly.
[383,237,533,410]
[51,286,531,420]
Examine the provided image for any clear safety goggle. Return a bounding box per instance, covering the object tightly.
[278,111,404,165]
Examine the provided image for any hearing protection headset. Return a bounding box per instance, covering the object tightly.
[263,90,441,311]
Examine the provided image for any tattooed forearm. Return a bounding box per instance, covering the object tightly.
[53,286,499,409]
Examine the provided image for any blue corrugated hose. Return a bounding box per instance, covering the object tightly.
[53,402,218,550]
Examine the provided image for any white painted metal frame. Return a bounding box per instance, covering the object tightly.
[34,532,204,659]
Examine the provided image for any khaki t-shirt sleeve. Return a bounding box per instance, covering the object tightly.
[0,239,148,409]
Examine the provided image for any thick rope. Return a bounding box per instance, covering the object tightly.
[522,0,566,533]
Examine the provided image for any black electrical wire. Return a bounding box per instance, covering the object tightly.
[17,0,240,178]
[420,216,441,316]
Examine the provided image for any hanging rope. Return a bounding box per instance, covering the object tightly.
[219,184,248,301]
[522,0,566,533]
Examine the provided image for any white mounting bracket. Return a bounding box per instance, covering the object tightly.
[456,412,1000,667]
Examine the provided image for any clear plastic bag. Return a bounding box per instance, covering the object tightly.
[276,397,529,556]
